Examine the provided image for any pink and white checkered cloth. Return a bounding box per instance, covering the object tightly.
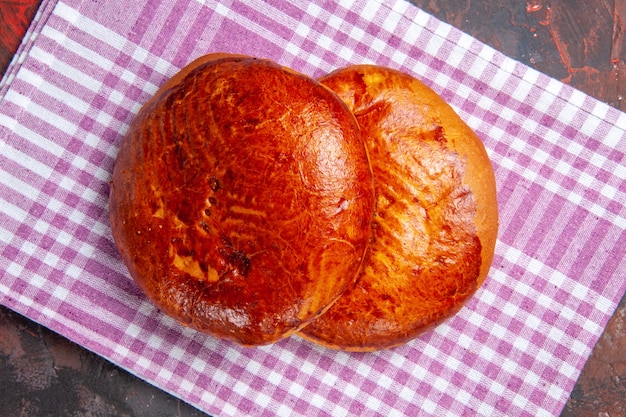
[1,0,625,415]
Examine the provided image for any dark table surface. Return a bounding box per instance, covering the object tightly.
[1,1,625,416]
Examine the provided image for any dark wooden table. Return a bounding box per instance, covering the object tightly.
[1,1,625,416]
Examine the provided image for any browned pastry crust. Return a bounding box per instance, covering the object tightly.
[109,55,375,346]
[299,65,499,351]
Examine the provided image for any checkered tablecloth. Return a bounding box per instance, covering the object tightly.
[1,0,625,415]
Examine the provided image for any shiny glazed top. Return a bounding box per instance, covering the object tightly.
[109,56,375,346]
[300,65,498,351]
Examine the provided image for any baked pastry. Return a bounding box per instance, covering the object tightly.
[109,54,375,346]
[299,65,499,351]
